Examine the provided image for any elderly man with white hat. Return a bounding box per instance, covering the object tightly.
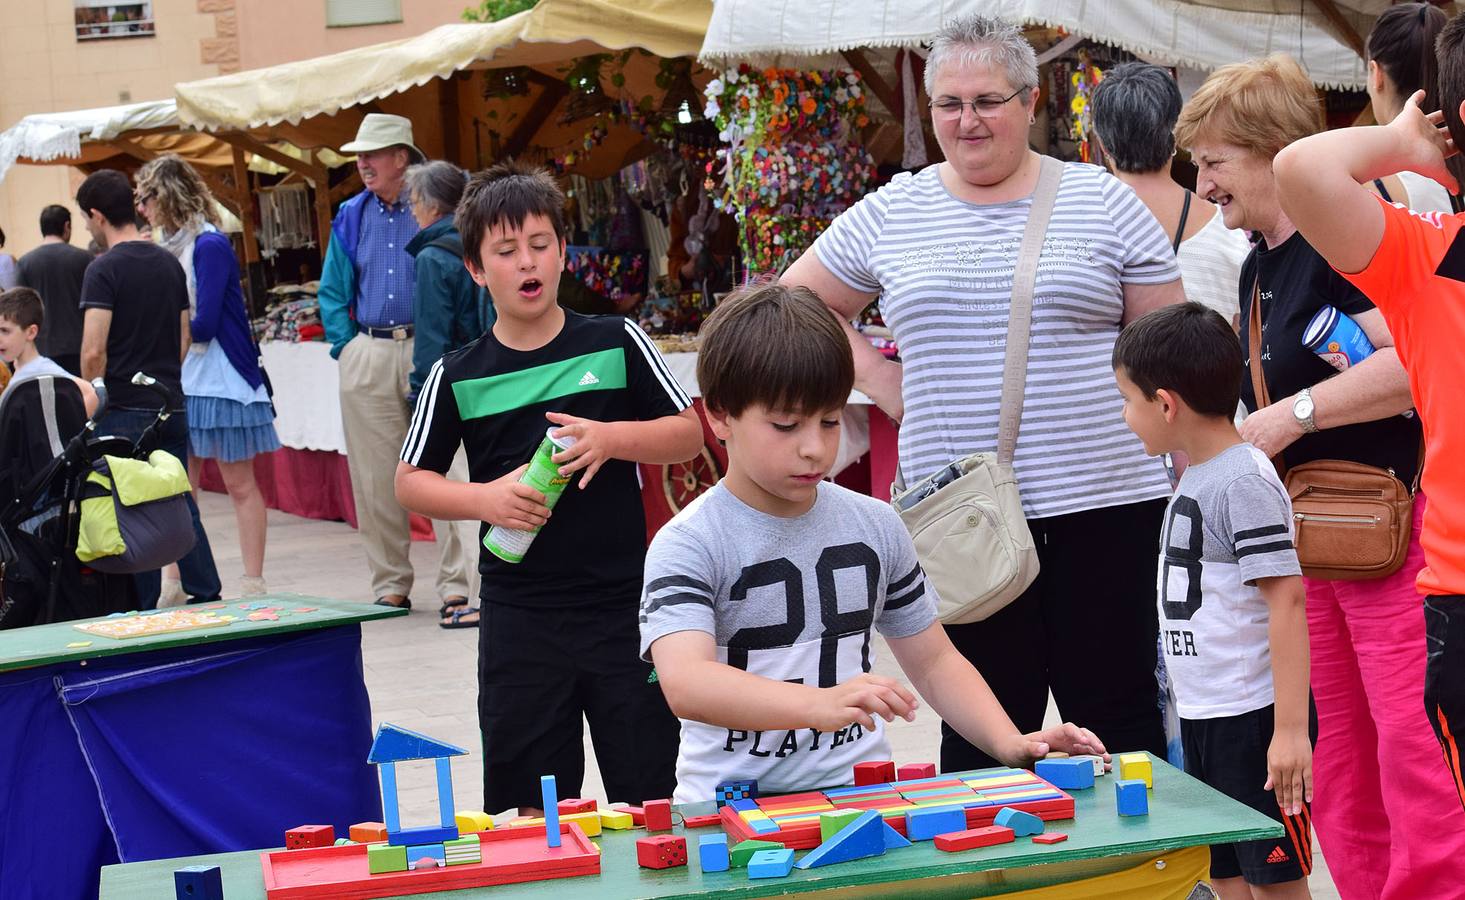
[318,113,472,612]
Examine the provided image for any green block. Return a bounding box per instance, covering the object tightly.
[729,839,783,867]
[820,809,864,841]
[367,843,408,874]
[442,835,482,866]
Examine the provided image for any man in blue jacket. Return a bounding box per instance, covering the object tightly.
[318,114,471,611]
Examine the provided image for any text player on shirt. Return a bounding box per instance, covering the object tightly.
[782,14,1185,772]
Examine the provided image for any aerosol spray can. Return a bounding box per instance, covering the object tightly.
[483,428,576,563]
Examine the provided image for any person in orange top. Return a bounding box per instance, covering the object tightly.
[1273,14,1465,815]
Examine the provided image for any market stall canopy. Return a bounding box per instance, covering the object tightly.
[698,0,1407,89]
[0,99,232,184]
[174,0,712,131]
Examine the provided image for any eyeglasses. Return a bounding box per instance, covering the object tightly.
[929,87,1029,120]
[134,191,153,206]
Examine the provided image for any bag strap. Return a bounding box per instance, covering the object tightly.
[996,155,1064,466]
[1171,191,1191,256]
[1246,276,1290,479]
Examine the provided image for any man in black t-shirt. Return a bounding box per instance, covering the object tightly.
[16,204,91,375]
[76,169,220,606]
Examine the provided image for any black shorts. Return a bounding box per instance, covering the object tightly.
[1424,594,1465,810]
[1181,705,1317,886]
[477,599,680,813]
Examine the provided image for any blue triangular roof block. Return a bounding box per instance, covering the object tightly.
[368,723,468,763]
[881,820,911,849]
[794,809,886,869]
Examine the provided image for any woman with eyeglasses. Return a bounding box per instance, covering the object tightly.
[784,13,1184,772]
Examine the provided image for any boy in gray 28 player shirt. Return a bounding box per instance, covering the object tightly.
[1115,303,1314,894]
[640,282,1109,805]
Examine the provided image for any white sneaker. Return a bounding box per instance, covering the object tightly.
[239,576,268,597]
[158,578,187,608]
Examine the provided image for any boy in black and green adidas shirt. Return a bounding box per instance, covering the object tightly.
[396,160,704,814]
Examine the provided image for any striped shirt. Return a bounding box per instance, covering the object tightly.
[813,161,1177,518]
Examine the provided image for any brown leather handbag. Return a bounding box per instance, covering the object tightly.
[1247,283,1419,581]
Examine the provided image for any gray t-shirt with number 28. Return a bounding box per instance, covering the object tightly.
[639,481,938,804]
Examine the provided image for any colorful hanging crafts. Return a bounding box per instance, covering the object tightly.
[1069,50,1105,163]
[564,246,648,302]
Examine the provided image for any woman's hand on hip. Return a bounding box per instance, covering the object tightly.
[1239,399,1304,458]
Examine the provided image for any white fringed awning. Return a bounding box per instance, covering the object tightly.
[0,99,178,182]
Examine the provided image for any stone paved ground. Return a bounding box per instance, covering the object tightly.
[198,490,1338,896]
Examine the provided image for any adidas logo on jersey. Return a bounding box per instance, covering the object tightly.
[1266,846,1290,864]
[578,371,600,386]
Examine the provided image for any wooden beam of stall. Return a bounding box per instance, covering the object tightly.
[330,170,363,204]
[843,49,902,119]
[440,75,462,166]
[217,131,317,180]
[231,145,260,265]
[501,79,569,160]
[1309,0,1366,58]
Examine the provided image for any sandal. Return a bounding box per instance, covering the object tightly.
[440,607,480,629]
[374,595,412,610]
[438,596,469,617]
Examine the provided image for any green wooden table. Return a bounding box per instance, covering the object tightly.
[100,754,1280,899]
[0,592,405,673]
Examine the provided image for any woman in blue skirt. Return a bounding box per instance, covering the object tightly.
[136,155,280,599]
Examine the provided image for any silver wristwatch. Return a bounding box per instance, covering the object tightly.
[1292,388,1318,434]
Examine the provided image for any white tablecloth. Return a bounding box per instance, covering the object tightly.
[260,340,346,454]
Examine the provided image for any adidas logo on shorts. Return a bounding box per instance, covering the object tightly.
[1266,846,1290,864]
[578,371,600,386]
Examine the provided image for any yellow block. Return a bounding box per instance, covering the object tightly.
[598,808,634,830]
[964,773,1036,789]
[738,810,771,824]
[505,809,603,837]
[1118,753,1153,788]
[455,810,494,833]
[761,802,833,816]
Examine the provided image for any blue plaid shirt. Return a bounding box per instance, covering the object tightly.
[354,193,419,328]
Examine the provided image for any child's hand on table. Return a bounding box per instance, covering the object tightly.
[478,464,551,530]
[547,411,619,488]
[811,674,920,732]
[1264,726,1313,816]
[997,723,1109,769]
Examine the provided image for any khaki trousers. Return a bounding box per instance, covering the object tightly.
[338,332,473,601]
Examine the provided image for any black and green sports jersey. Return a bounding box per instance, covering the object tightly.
[401,311,692,607]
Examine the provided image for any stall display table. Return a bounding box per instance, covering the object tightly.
[0,595,404,900]
[99,755,1279,899]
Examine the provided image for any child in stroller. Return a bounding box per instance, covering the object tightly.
[0,372,184,628]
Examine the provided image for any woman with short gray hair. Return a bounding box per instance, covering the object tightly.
[405,159,492,627]
[784,13,1181,771]
[1091,62,1251,326]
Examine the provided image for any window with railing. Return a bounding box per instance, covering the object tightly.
[74,1,155,40]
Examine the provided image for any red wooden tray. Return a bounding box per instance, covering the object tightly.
[260,825,599,899]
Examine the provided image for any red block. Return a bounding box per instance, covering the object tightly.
[643,799,673,832]
[347,822,387,843]
[285,824,334,849]
[853,761,896,786]
[680,813,722,828]
[635,834,687,869]
[934,826,1015,852]
[897,763,938,781]
[558,798,597,815]
[613,804,646,826]
[1032,832,1069,845]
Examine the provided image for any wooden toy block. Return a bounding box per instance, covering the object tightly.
[388,824,458,847]
[934,826,1016,852]
[612,804,646,825]
[715,779,759,808]
[729,839,783,867]
[348,822,388,843]
[1032,832,1069,845]
[406,843,447,869]
[598,808,634,830]
[1118,753,1153,788]
[853,760,896,786]
[504,810,602,837]
[794,809,885,869]
[334,839,354,846]
[747,848,796,878]
[644,798,673,831]
[698,834,730,872]
[542,775,561,849]
[820,809,864,840]
[882,821,912,849]
[173,864,223,900]
[366,843,408,874]
[681,813,722,828]
[442,835,482,866]
[905,805,967,841]
[897,763,938,781]
[285,825,334,849]
[1115,779,1149,816]
[558,798,597,815]
[729,797,759,812]
[454,811,494,833]
[749,817,781,835]
[993,807,1044,836]
[1073,755,1106,776]
[636,834,687,869]
[1036,757,1095,790]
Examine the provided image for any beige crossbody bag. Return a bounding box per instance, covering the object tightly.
[889,155,1061,624]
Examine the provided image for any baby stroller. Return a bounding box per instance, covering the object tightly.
[0,372,187,628]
